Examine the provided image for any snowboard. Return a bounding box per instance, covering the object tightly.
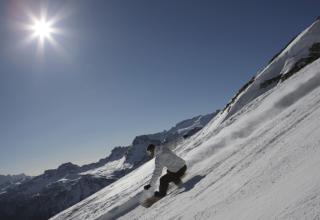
[139,174,205,208]
[140,183,186,208]
[140,196,162,208]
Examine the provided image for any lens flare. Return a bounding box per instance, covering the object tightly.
[17,3,70,58]
[31,19,53,40]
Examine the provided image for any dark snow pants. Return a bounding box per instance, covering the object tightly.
[157,165,187,197]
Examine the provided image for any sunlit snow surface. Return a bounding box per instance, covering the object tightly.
[51,21,320,220]
[80,157,129,178]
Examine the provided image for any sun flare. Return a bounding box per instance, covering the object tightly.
[19,4,69,57]
[31,19,53,40]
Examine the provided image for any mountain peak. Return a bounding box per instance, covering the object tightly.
[57,162,79,171]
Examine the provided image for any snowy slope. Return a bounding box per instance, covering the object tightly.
[50,19,320,220]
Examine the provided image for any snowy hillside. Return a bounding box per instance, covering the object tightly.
[50,19,320,220]
[0,112,215,220]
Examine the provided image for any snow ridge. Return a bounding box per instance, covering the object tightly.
[223,19,320,121]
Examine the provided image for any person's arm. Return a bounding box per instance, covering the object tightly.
[149,157,164,186]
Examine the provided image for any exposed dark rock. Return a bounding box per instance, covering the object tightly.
[260,42,320,89]
[223,76,255,112]
[281,42,320,81]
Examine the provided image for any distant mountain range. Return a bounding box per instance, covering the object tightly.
[0,111,218,220]
[0,174,31,193]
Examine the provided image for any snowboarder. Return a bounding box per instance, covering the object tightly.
[144,144,187,199]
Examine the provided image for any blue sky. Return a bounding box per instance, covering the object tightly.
[0,0,319,175]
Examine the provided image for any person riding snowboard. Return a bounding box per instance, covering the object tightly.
[144,143,187,198]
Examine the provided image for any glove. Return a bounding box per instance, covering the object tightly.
[144,184,151,190]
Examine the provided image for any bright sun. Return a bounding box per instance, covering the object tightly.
[20,5,67,56]
[31,19,53,40]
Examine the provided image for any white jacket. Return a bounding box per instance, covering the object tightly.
[149,145,186,186]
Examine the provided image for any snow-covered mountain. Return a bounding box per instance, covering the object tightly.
[0,174,31,193]
[0,112,216,220]
[50,18,320,220]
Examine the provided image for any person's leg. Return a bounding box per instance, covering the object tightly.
[172,165,187,185]
[156,166,187,197]
[157,172,175,197]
